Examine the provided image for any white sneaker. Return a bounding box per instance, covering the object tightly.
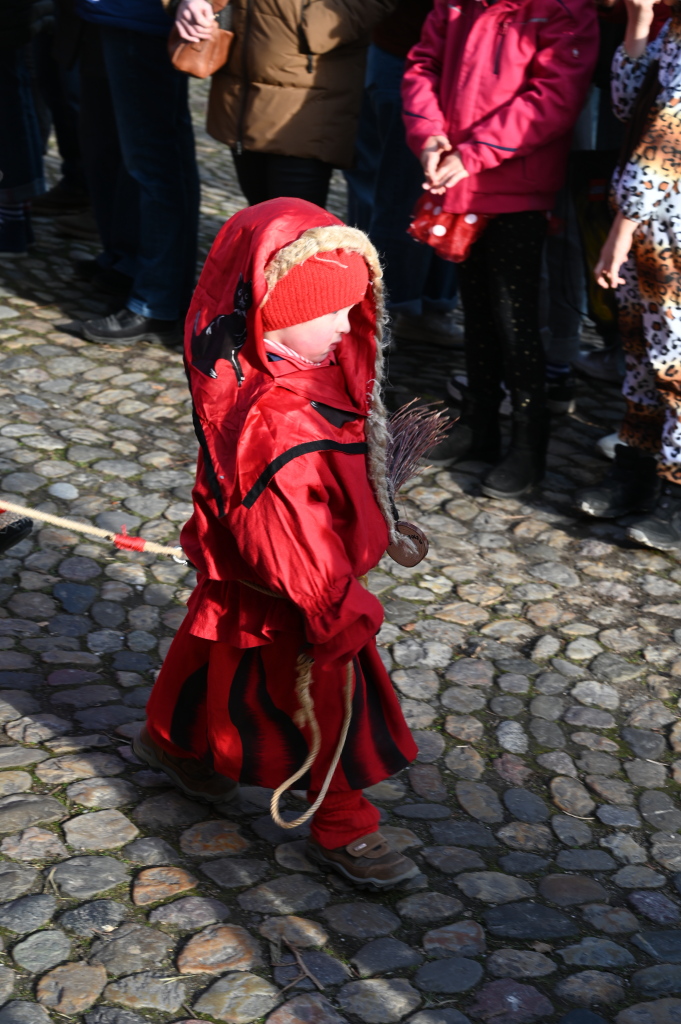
[596,431,625,460]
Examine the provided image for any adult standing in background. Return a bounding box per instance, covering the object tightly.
[345,0,461,349]
[75,0,199,346]
[0,0,52,256]
[174,0,398,209]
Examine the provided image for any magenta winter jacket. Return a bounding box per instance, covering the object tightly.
[401,0,599,215]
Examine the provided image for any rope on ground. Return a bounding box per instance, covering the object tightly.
[0,498,184,559]
[270,656,354,829]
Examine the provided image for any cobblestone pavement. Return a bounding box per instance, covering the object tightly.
[1,82,681,1024]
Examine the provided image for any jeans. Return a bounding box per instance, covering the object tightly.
[79,24,139,280]
[98,25,200,320]
[344,45,457,316]
[33,29,86,192]
[0,46,45,203]
[541,180,587,366]
[231,150,333,208]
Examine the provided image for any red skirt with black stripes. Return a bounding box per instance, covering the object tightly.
[146,582,417,793]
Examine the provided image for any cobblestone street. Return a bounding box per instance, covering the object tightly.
[3,80,681,1024]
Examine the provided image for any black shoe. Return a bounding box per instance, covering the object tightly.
[575,444,661,519]
[573,346,625,384]
[31,182,90,217]
[627,484,681,552]
[392,310,464,349]
[427,395,502,467]
[481,408,549,499]
[0,512,32,555]
[54,209,100,242]
[82,308,181,346]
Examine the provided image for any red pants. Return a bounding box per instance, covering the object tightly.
[307,789,380,848]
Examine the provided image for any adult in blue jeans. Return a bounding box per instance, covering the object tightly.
[345,0,460,348]
[75,0,199,346]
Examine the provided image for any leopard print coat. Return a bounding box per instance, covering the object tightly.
[611,11,681,481]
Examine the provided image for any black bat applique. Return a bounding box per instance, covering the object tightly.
[191,275,253,385]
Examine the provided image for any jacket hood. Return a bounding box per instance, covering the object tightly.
[184,198,396,540]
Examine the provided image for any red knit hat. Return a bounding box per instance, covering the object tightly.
[262,249,369,331]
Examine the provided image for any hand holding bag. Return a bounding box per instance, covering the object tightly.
[408,192,493,263]
[168,0,233,79]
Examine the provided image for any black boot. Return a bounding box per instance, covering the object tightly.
[481,408,549,499]
[627,483,681,552]
[575,444,661,519]
[427,395,502,468]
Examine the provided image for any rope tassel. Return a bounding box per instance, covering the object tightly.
[0,499,184,559]
[270,657,354,830]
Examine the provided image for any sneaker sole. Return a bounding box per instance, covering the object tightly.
[306,844,419,890]
[82,326,180,347]
[627,526,681,553]
[132,733,237,805]
[482,481,537,500]
[576,499,659,520]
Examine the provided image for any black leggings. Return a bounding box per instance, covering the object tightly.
[457,210,548,413]
[231,149,333,208]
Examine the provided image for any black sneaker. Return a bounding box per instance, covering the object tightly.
[575,444,661,519]
[573,346,625,384]
[82,308,181,347]
[628,484,681,552]
[0,512,32,555]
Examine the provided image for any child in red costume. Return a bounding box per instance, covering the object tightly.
[134,198,419,888]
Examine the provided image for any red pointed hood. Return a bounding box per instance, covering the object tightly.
[183,198,395,540]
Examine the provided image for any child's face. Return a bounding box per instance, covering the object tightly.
[264,305,354,363]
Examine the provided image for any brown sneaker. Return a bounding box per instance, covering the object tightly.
[133,725,238,804]
[307,832,419,889]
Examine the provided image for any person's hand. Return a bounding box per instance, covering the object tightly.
[623,0,656,57]
[594,212,638,289]
[623,0,656,22]
[175,0,214,42]
[427,150,469,195]
[420,135,452,187]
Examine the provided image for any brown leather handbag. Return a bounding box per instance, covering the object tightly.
[168,0,233,79]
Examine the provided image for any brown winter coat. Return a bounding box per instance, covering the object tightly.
[206,0,397,168]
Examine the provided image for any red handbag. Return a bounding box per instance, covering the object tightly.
[408,193,493,262]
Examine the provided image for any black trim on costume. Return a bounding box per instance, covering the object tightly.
[192,406,225,518]
[241,440,368,508]
[364,658,411,777]
[340,657,367,790]
[310,401,361,428]
[341,651,411,786]
[228,648,308,787]
[169,662,209,753]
